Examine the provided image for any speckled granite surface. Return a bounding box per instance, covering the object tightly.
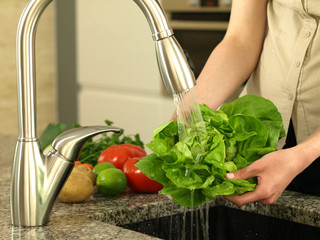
[1,135,319,240]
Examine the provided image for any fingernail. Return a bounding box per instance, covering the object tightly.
[226,173,235,179]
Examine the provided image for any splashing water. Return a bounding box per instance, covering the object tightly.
[173,88,207,146]
[173,88,207,180]
[173,88,210,240]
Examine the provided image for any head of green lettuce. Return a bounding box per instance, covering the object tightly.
[135,94,286,207]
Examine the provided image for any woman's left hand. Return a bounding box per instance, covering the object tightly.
[223,147,307,207]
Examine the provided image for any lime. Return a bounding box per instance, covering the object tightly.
[93,162,115,176]
[96,168,127,196]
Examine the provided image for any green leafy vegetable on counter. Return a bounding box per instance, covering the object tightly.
[39,120,144,166]
[39,123,66,150]
[136,95,285,208]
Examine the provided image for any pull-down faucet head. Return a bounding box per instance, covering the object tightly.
[11,0,196,227]
[134,0,196,94]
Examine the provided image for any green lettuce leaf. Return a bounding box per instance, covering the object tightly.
[136,94,285,207]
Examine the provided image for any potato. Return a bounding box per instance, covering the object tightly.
[72,165,96,184]
[58,173,94,203]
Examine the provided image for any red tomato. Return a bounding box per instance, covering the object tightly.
[120,144,146,157]
[123,157,163,193]
[97,144,147,170]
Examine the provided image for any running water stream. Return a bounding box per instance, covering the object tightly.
[154,88,211,240]
[163,196,211,240]
[173,89,206,144]
[172,88,210,240]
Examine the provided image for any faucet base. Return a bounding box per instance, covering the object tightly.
[10,140,74,227]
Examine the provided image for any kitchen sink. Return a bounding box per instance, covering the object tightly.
[120,206,320,240]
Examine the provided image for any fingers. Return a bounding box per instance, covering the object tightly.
[225,161,261,181]
[224,188,262,207]
[222,152,292,207]
[223,194,254,207]
[223,162,263,207]
[223,161,280,207]
[224,192,278,207]
[223,181,279,207]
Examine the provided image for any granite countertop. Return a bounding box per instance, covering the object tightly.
[1,135,320,239]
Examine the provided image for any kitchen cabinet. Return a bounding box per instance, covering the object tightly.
[76,0,175,143]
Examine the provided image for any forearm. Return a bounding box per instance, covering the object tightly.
[293,127,320,171]
[193,0,268,110]
[194,37,262,109]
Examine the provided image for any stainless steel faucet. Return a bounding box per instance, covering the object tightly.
[11,0,196,227]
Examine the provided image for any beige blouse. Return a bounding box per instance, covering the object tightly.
[241,0,320,148]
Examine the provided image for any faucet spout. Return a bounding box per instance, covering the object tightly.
[11,0,196,227]
[52,126,121,161]
[134,0,196,94]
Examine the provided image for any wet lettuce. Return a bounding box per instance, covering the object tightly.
[136,95,285,207]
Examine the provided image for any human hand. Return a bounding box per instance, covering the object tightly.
[223,147,307,207]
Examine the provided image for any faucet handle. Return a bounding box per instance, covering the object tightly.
[52,126,121,162]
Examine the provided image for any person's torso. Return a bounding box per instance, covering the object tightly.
[241,0,320,148]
